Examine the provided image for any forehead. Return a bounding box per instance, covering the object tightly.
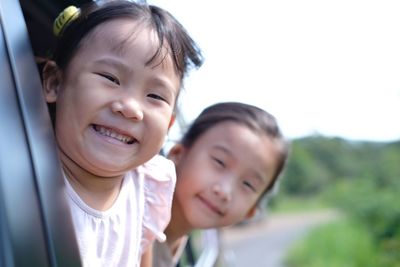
[199,121,266,146]
[80,18,152,53]
[75,18,174,69]
[69,18,179,81]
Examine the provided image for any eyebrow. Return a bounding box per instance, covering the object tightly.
[93,58,130,72]
[151,76,177,98]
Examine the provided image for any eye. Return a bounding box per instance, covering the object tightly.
[97,73,120,85]
[211,156,225,168]
[147,93,167,103]
[243,180,256,192]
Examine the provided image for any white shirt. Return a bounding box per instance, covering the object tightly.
[64,155,176,267]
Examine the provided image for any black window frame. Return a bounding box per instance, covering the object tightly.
[0,0,81,266]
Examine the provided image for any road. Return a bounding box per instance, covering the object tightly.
[220,210,339,267]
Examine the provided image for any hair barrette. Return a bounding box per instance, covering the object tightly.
[53,5,80,36]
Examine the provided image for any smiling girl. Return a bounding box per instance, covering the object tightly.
[152,102,289,267]
[41,1,202,266]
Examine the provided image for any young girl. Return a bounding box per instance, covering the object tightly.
[152,102,289,267]
[41,1,203,266]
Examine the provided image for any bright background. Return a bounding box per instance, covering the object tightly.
[150,0,400,142]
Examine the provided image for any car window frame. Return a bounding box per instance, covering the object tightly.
[0,0,81,266]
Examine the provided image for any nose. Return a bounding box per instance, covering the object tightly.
[212,177,233,202]
[111,97,144,121]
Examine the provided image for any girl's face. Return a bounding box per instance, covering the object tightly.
[44,19,179,178]
[169,121,281,230]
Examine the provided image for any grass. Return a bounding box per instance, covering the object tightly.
[284,218,378,267]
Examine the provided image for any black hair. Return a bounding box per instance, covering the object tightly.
[52,0,203,78]
[180,102,289,203]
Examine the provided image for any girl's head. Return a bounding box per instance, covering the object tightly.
[46,1,203,116]
[42,1,203,178]
[168,102,289,229]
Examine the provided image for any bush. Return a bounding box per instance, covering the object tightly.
[325,179,400,266]
[285,219,378,267]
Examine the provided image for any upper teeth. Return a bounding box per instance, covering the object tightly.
[94,125,134,144]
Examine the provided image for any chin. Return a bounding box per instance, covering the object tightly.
[86,161,131,177]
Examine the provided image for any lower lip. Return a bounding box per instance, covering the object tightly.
[197,195,221,216]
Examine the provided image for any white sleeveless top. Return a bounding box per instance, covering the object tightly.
[64,155,176,267]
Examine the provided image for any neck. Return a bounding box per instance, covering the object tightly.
[60,151,124,211]
[164,201,193,248]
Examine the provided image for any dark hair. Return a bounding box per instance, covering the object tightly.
[52,0,203,79]
[181,102,289,202]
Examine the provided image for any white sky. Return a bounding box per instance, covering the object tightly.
[150,0,400,142]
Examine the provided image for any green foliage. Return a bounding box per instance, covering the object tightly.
[279,136,400,267]
[281,141,331,194]
[325,179,400,266]
[328,180,400,239]
[285,219,378,267]
[280,136,400,196]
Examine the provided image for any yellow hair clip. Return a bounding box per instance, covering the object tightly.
[53,6,80,36]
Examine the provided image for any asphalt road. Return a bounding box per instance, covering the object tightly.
[220,210,339,267]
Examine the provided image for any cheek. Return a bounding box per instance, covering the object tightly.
[54,124,77,159]
[174,177,194,206]
[54,104,72,135]
[55,89,83,117]
[174,150,212,185]
[175,163,202,190]
[234,198,257,217]
[148,110,173,135]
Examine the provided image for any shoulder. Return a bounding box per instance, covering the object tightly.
[138,154,176,197]
[139,155,177,250]
[137,154,176,183]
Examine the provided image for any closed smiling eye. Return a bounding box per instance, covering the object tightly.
[211,157,225,168]
[243,180,256,192]
[147,93,167,103]
[96,72,120,85]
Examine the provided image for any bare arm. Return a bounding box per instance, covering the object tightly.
[140,244,153,267]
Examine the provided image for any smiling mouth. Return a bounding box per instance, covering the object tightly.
[92,125,136,144]
[198,195,225,217]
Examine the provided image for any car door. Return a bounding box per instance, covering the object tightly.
[0,0,81,266]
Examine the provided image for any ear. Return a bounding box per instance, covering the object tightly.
[168,114,176,130]
[244,205,259,220]
[167,143,185,164]
[42,61,62,103]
